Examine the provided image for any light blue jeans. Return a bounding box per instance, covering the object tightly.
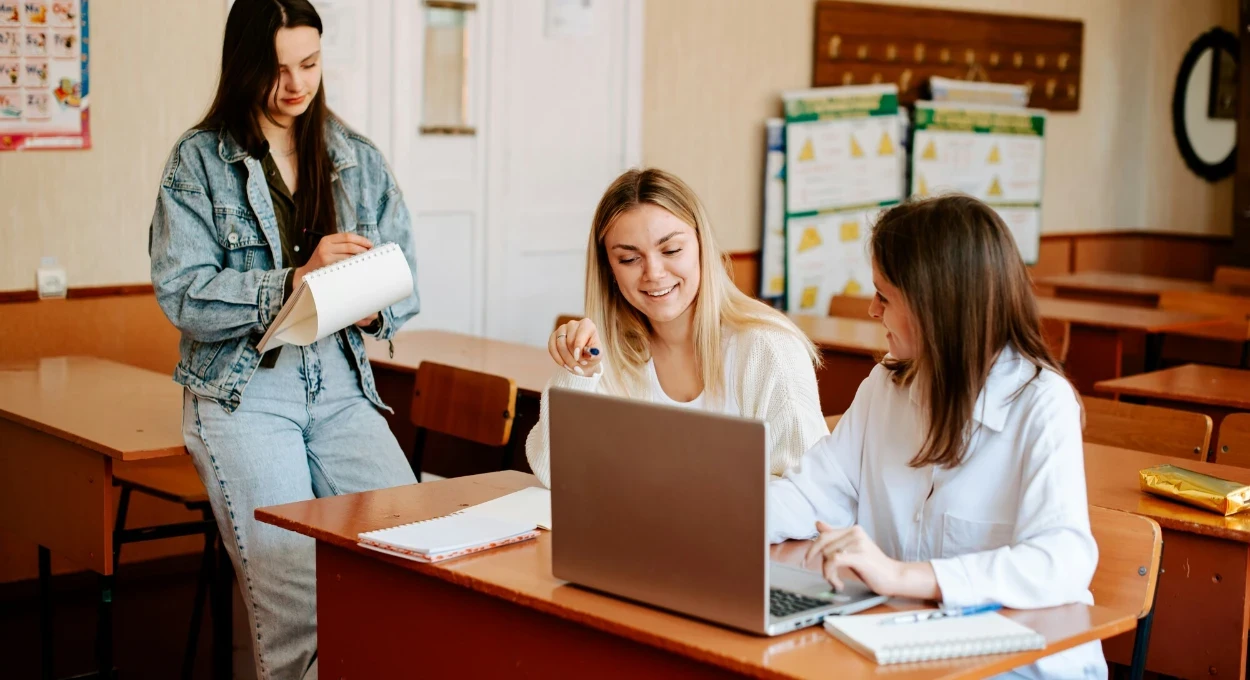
[182,333,416,680]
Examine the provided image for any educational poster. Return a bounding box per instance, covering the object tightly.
[782,85,902,313]
[758,118,786,304]
[785,206,882,313]
[910,102,1046,264]
[0,0,88,150]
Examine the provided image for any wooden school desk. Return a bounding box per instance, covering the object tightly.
[1034,298,1226,392]
[1035,271,1217,307]
[0,356,189,678]
[1095,364,1250,457]
[366,330,554,476]
[787,315,886,415]
[256,471,1137,680]
[1085,443,1250,678]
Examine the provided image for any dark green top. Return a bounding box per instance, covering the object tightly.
[257,150,378,368]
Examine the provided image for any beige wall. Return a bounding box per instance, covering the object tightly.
[0,0,1237,290]
[0,0,226,292]
[643,0,1238,253]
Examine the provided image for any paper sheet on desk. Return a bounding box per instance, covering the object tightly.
[462,487,552,530]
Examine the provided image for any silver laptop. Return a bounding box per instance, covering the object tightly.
[548,388,887,636]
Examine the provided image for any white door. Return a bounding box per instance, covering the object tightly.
[483,0,643,346]
[391,0,490,335]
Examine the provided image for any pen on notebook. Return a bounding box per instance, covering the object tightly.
[879,602,1002,626]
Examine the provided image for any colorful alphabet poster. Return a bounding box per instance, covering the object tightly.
[910,101,1046,264]
[0,1,88,150]
[782,85,903,314]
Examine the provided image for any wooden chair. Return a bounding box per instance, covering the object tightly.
[410,361,518,480]
[1214,413,1250,468]
[824,414,842,431]
[1082,396,1211,460]
[1213,265,1250,291]
[1040,317,1071,364]
[826,295,872,320]
[112,458,230,679]
[1088,506,1163,680]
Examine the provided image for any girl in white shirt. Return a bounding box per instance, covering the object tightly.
[526,168,828,488]
[769,195,1104,680]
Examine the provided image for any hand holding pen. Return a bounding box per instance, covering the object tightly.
[549,318,602,376]
[879,603,1002,626]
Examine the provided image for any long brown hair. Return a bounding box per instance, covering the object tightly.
[586,168,819,401]
[871,195,1059,468]
[197,0,337,236]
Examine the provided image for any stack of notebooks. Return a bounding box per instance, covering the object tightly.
[823,611,1046,664]
[357,487,551,563]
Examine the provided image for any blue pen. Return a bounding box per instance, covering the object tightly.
[879,602,1002,626]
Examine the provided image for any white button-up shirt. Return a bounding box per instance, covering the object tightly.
[769,348,1106,680]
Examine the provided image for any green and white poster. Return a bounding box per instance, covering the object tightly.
[783,85,903,314]
[911,101,1046,264]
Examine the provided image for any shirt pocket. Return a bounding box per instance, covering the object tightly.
[939,513,1015,559]
[212,204,269,271]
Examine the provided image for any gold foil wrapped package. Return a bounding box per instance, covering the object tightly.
[1139,464,1250,516]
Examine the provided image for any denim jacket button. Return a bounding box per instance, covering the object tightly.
[228,232,239,245]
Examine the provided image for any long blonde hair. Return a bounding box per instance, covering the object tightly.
[585,168,819,401]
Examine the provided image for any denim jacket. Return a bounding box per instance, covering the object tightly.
[149,118,420,413]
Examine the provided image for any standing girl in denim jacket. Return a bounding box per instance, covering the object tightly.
[149,2,418,678]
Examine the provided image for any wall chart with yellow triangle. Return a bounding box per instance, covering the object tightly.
[909,101,1047,265]
[779,84,904,314]
[758,118,788,303]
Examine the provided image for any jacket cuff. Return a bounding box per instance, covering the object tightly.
[258,268,291,329]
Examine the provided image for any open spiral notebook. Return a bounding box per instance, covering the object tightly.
[257,242,413,353]
[823,611,1045,665]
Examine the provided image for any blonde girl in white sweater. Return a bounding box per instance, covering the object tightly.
[525,168,828,487]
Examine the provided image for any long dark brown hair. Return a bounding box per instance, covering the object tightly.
[871,195,1060,468]
[197,0,337,236]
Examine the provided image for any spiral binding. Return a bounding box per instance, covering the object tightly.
[304,241,399,282]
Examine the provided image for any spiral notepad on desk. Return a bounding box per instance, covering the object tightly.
[257,242,413,353]
[357,512,541,564]
[823,611,1045,665]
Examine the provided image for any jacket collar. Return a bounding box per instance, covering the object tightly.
[215,119,358,172]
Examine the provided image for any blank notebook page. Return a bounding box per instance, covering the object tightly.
[824,611,1045,665]
[358,513,537,555]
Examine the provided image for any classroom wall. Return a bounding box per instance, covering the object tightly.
[643,0,1238,253]
[0,0,226,292]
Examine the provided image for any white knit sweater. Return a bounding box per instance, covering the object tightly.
[524,324,829,488]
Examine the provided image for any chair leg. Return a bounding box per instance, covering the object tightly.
[181,518,217,680]
[112,486,132,566]
[1128,541,1164,680]
[39,545,53,680]
[412,427,427,482]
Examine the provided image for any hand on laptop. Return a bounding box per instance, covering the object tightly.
[806,522,940,601]
[550,318,603,376]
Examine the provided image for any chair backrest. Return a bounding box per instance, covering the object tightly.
[826,295,873,320]
[1216,413,1250,468]
[1040,317,1071,364]
[410,362,518,447]
[554,314,581,331]
[1082,396,1211,460]
[824,414,842,431]
[1214,266,1250,291]
[1088,506,1162,620]
[1158,290,1250,319]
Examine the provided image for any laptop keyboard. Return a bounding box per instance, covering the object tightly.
[769,588,829,618]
